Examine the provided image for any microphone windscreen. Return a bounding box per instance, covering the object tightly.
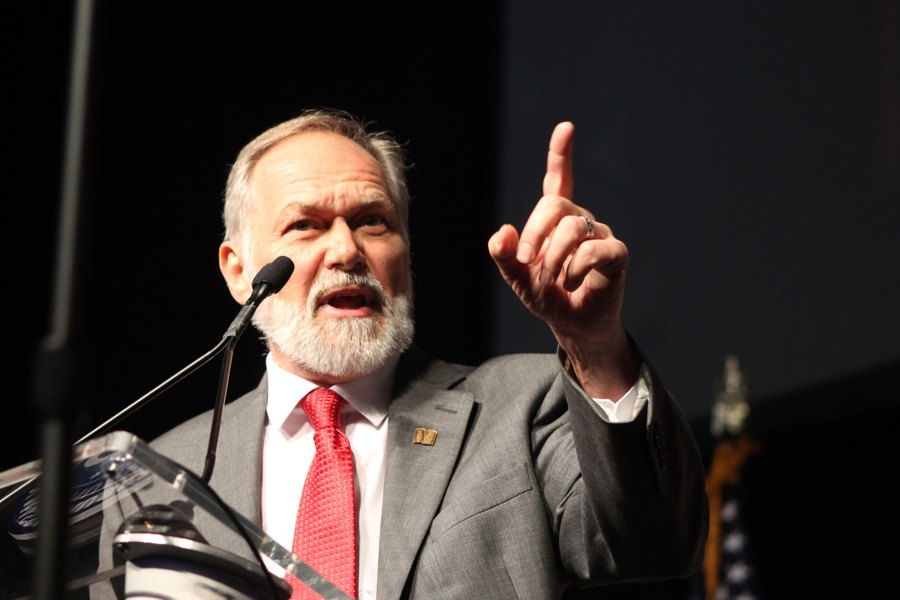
[251,256,294,293]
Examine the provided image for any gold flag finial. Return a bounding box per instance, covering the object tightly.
[710,354,750,438]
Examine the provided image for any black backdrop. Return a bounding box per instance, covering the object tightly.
[4,2,899,598]
[6,1,503,468]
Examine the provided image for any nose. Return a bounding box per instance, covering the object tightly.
[322,218,364,271]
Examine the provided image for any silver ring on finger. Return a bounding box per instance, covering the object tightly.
[581,215,595,239]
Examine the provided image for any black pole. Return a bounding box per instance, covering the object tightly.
[33,0,96,597]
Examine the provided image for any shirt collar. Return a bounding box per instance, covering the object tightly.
[265,352,398,429]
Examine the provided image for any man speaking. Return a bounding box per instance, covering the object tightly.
[99,108,707,600]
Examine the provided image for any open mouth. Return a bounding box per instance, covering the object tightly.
[317,286,378,315]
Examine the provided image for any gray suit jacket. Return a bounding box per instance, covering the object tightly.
[99,345,707,599]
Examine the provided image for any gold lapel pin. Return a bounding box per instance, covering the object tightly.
[412,427,438,446]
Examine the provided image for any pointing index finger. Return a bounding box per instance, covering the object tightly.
[543,121,575,199]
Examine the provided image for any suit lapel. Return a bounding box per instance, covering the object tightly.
[210,378,268,526]
[377,354,474,600]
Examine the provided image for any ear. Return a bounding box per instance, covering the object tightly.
[219,241,252,305]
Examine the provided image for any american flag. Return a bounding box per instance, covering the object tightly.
[688,435,763,600]
[712,477,761,600]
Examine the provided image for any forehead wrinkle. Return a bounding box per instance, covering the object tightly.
[272,192,395,223]
[254,134,387,186]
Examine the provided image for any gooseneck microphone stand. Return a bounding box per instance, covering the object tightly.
[71,255,295,482]
[3,256,295,512]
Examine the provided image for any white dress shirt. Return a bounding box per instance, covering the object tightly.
[263,352,397,600]
[260,352,648,599]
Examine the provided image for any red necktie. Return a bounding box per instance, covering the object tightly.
[290,388,358,599]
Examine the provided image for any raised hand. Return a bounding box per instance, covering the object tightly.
[488,121,638,399]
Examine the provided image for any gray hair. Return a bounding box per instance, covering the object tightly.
[223,108,412,252]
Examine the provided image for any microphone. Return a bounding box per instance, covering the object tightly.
[248,255,296,305]
[223,255,295,341]
[202,256,293,483]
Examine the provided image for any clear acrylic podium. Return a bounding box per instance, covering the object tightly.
[0,431,351,599]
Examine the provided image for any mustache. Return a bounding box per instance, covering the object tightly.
[308,269,388,310]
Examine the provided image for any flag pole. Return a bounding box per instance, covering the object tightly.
[702,355,759,600]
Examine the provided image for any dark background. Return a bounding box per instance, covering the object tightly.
[3,1,898,598]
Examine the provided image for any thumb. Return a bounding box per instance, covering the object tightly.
[488,224,528,285]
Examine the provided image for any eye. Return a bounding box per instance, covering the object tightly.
[357,213,389,231]
[361,214,386,227]
[291,219,315,232]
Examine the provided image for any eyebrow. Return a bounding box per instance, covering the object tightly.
[355,193,394,210]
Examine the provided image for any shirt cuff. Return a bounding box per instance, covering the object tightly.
[591,363,651,423]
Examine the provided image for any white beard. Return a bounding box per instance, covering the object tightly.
[250,269,414,380]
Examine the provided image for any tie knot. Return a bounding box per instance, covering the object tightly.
[300,388,346,431]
